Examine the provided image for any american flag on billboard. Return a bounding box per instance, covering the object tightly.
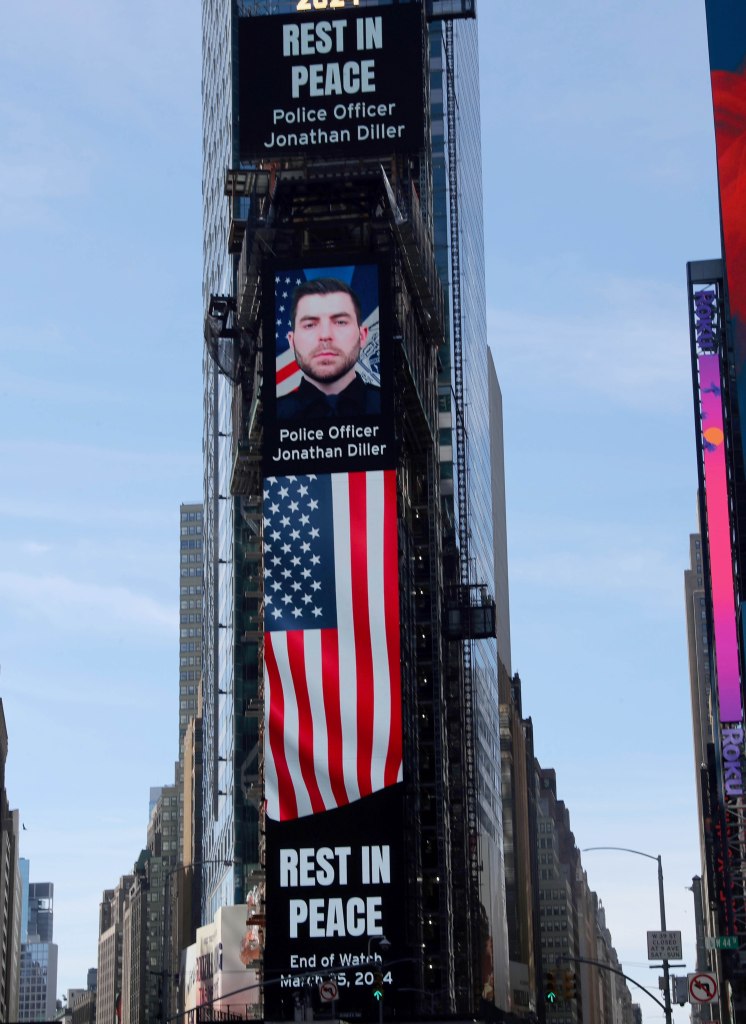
[274,267,381,398]
[263,471,402,821]
[275,273,304,397]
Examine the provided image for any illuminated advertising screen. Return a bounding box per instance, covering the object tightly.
[705,2,746,444]
[699,353,743,726]
[261,257,408,1017]
[262,258,395,476]
[238,5,424,160]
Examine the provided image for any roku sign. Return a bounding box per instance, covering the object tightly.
[695,289,717,353]
[722,725,744,797]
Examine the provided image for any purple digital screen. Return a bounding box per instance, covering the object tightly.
[699,353,743,723]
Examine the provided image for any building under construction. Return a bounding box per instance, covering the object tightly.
[199,0,510,1018]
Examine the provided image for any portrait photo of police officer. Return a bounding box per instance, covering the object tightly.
[276,275,381,421]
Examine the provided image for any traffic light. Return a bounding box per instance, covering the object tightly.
[544,970,557,1004]
[371,970,384,1001]
[563,969,577,1000]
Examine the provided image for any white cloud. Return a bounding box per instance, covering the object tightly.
[19,542,52,556]
[487,275,693,410]
[0,571,177,635]
[511,544,680,605]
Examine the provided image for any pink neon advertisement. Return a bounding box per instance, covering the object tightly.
[699,353,743,723]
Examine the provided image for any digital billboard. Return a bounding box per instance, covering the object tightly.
[690,269,745,949]
[261,256,407,1017]
[705,2,746,448]
[262,258,395,476]
[238,5,424,160]
[698,352,742,727]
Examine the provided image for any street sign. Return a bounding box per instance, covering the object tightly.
[688,972,718,1004]
[319,979,339,1003]
[647,930,683,960]
[705,935,739,950]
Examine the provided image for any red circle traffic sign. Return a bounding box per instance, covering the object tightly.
[689,973,718,1004]
[319,979,339,1003]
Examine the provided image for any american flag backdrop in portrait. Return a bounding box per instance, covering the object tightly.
[263,470,402,821]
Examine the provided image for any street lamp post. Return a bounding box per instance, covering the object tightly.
[583,846,673,1024]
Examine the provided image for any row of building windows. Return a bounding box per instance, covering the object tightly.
[181,568,203,577]
[181,511,203,522]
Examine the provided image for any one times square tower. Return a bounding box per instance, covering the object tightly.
[200,0,509,1017]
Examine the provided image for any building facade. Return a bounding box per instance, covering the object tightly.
[95,877,131,1024]
[0,704,21,1023]
[693,3,746,1013]
[178,502,204,864]
[199,0,510,1018]
[685,256,746,1023]
[19,871,57,1024]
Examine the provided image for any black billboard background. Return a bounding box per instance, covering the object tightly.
[262,257,396,476]
[263,784,411,1020]
[239,6,424,160]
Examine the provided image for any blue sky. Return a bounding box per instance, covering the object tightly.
[0,0,721,1018]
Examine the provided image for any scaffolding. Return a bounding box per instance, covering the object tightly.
[202,7,493,1012]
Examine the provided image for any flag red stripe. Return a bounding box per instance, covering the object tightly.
[349,472,374,797]
[321,629,349,806]
[264,634,298,820]
[383,469,402,785]
[287,632,326,814]
[276,360,299,384]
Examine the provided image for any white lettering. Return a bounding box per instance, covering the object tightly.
[290,60,376,99]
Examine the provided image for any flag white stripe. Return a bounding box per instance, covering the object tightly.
[304,630,335,811]
[366,472,392,793]
[332,473,361,804]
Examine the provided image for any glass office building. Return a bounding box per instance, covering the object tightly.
[18,872,57,1023]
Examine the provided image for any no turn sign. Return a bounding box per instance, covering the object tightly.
[688,972,718,1004]
[319,979,339,1003]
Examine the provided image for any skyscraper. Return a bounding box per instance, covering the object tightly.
[0,703,21,1023]
[179,503,204,755]
[178,502,204,884]
[18,869,58,1024]
[200,1,509,1017]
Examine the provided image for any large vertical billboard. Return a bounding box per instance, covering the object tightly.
[698,351,742,727]
[689,267,746,951]
[238,5,424,161]
[261,258,408,1018]
[705,3,746,457]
